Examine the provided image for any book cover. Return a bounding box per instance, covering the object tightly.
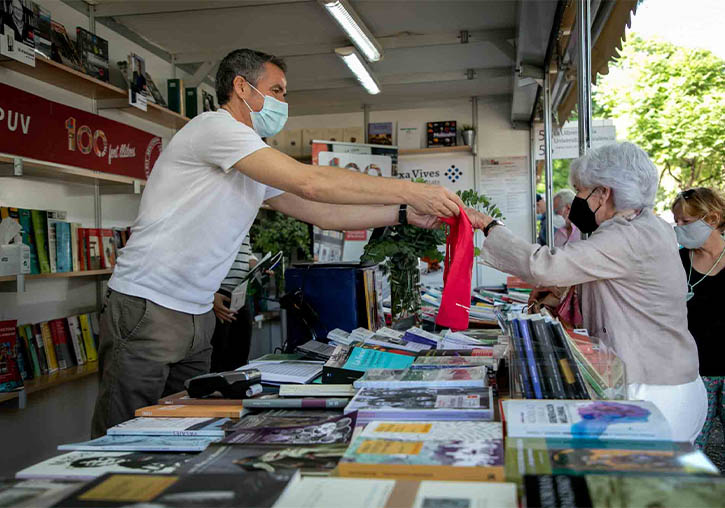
[502,400,672,441]
[185,87,198,118]
[363,334,432,353]
[17,208,40,274]
[65,316,87,365]
[360,421,503,442]
[77,227,87,271]
[29,324,49,375]
[127,53,149,111]
[278,384,356,398]
[144,71,167,107]
[353,366,488,389]
[511,318,534,399]
[39,321,59,372]
[30,209,50,273]
[50,21,82,71]
[516,317,545,398]
[181,443,347,475]
[89,312,100,346]
[397,123,421,150]
[0,320,23,392]
[14,327,31,380]
[530,317,567,399]
[522,474,725,508]
[75,27,109,82]
[224,410,344,433]
[202,89,216,112]
[342,347,415,372]
[551,320,591,399]
[222,413,355,446]
[59,434,220,452]
[367,123,393,145]
[49,319,74,369]
[100,229,116,268]
[241,361,323,384]
[426,121,456,147]
[77,314,97,362]
[134,404,245,419]
[15,451,194,481]
[18,324,40,378]
[345,387,494,424]
[413,356,493,367]
[0,479,81,508]
[159,391,243,406]
[505,437,719,482]
[46,210,67,274]
[107,417,229,437]
[54,222,72,273]
[296,340,337,360]
[339,431,504,481]
[84,229,102,270]
[53,471,296,508]
[167,78,184,115]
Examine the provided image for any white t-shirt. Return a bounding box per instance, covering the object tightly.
[109,109,283,314]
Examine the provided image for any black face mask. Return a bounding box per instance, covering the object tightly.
[569,188,602,234]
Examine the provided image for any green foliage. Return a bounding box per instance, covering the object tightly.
[461,124,475,132]
[536,159,573,196]
[457,188,504,256]
[595,35,725,206]
[250,210,310,263]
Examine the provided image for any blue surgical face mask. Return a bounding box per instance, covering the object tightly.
[242,83,288,138]
[674,219,713,249]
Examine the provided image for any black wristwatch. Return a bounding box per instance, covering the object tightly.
[483,219,504,237]
[398,204,408,225]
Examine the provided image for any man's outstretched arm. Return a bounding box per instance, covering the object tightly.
[235,147,464,218]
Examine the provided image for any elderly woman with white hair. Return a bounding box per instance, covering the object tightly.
[476,142,706,442]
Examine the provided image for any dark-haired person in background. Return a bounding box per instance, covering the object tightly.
[92,48,473,436]
[672,187,725,449]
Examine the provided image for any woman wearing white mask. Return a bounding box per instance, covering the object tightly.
[472,142,707,442]
[672,187,725,449]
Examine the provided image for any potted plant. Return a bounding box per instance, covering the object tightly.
[461,124,476,147]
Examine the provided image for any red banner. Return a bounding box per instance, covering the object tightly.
[0,83,162,180]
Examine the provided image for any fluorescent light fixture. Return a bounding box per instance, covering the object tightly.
[335,46,381,95]
[320,0,383,62]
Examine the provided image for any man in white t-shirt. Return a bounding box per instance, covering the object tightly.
[91,48,475,436]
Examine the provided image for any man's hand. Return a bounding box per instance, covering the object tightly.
[213,293,237,323]
[408,206,442,229]
[407,183,464,218]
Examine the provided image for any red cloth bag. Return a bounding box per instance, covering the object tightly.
[435,207,473,331]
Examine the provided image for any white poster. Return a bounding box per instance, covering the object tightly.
[0,0,36,67]
[479,156,532,286]
[318,151,392,177]
[397,152,474,193]
[534,120,616,160]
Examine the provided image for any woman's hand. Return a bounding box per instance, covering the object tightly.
[213,293,237,323]
[466,209,493,230]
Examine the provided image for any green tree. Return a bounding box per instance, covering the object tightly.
[595,35,725,205]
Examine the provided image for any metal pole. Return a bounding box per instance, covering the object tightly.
[471,96,479,287]
[529,126,538,243]
[88,3,95,33]
[577,0,592,156]
[543,67,555,249]
[363,104,370,144]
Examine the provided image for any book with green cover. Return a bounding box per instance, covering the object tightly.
[505,438,719,483]
[55,222,72,273]
[17,209,40,274]
[18,324,41,378]
[30,210,51,273]
[342,347,415,372]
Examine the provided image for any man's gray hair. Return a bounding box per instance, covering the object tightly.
[554,189,576,208]
[215,49,286,106]
[569,142,658,210]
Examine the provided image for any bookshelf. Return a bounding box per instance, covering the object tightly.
[398,146,472,156]
[0,362,99,407]
[0,269,113,284]
[0,55,189,130]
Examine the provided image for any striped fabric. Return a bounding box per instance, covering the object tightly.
[220,236,256,290]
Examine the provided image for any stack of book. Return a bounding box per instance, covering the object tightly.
[0,206,131,274]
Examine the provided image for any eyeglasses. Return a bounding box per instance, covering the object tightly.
[678,189,698,199]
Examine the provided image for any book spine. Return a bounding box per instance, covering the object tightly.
[29,324,49,375]
[544,320,575,399]
[55,222,71,273]
[78,314,98,362]
[14,327,30,381]
[30,210,50,274]
[47,218,58,273]
[19,325,41,378]
[78,228,86,271]
[552,322,590,399]
[66,316,87,365]
[49,320,71,369]
[531,318,566,399]
[517,318,544,399]
[18,209,40,274]
[39,322,59,372]
[511,320,534,399]
[70,223,79,272]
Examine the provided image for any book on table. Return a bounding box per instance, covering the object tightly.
[0,479,82,508]
[522,473,725,508]
[352,366,488,389]
[502,400,672,441]
[222,410,345,433]
[338,421,504,481]
[273,477,518,508]
[222,413,355,446]
[238,360,323,384]
[504,437,719,482]
[278,384,356,397]
[58,434,220,453]
[106,417,228,437]
[134,404,245,419]
[53,471,298,508]
[345,386,494,424]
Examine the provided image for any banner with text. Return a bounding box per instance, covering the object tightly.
[0,83,162,179]
[534,121,616,160]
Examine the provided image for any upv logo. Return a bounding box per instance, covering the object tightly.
[444,164,462,182]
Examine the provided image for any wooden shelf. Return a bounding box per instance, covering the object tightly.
[0,55,189,130]
[0,362,99,405]
[0,269,113,283]
[0,154,145,192]
[398,146,472,156]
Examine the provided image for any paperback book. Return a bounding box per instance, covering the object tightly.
[0,478,81,508]
[502,400,672,441]
[239,361,323,384]
[58,434,220,452]
[107,417,228,437]
[134,404,245,419]
[53,471,297,508]
[360,421,503,442]
[15,451,195,481]
[413,355,494,367]
[353,366,487,389]
[345,387,494,424]
[222,413,355,446]
[0,320,23,392]
[223,410,343,433]
[363,334,432,353]
[278,384,356,398]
